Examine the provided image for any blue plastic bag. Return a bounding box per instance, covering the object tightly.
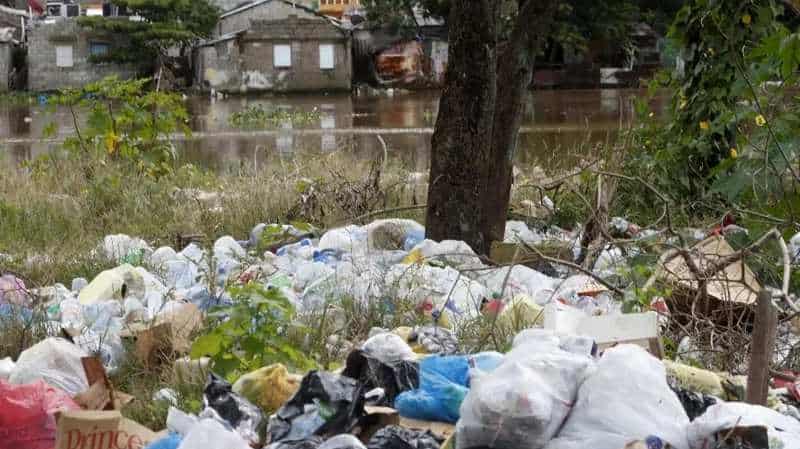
[144,433,182,449]
[394,352,503,423]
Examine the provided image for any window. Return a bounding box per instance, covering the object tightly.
[90,42,110,57]
[319,44,334,70]
[56,45,73,67]
[273,44,291,68]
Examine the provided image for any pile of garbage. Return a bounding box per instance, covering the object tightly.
[1,218,800,449]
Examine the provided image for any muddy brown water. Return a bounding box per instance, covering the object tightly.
[0,89,661,172]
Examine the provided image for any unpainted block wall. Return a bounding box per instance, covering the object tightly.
[27,19,138,91]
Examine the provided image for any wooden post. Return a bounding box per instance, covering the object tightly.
[746,289,777,405]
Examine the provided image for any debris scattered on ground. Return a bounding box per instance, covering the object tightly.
[2,217,799,449]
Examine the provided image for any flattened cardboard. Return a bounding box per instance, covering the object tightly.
[55,410,158,449]
[661,235,761,305]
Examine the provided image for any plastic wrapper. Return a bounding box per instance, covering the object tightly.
[176,418,251,449]
[395,352,503,423]
[411,326,459,355]
[319,434,367,449]
[456,340,594,449]
[668,378,717,421]
[203,373,265,447]
[687,402,800,449]
[544,345,690,449]
[342,349,419,406]
[367,425,441,449]
[0,379,80,449]
[0,274,29,307]
[268,371,364,444]
[265,438,324,449]
[233,364,302,415]
[8,337,89,396]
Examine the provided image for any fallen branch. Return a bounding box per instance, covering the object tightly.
[519,241,625,296]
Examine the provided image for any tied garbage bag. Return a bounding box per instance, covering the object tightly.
[456,339,594,449]
[9,337,89,396]
[544,345,690,449]
[395,352,503,423]
[233,364,302,415]
[203,373,265,447]
[268,371,364,444]
[342,349,419,406]
[0,380,80,449]
[367,425,441,449]
[687,402,800,448]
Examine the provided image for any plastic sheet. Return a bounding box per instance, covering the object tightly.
[203,373,265,447]
[8,337,90,396]
[366,425,441,449]
[268,371,364,444]
[544,345,690,449]
[144,433,182,449]
[395,353,503,423]
[0,379,80,449]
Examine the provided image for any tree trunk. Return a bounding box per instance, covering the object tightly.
[483,0,558,244]
[424,0,499,254]
[426,0,558,254]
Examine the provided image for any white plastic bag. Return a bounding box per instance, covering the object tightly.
[688,402,800,449]
[456,331,595,449]
[8,337,89,396]
[545,344,690,449]
[177,418,251,449]
[362,332,415,364]
[0,356,14,380]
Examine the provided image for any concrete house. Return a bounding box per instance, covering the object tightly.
[195,0,351,93]
[27,18,137,91]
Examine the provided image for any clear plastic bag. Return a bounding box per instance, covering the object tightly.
[457,337,594,449]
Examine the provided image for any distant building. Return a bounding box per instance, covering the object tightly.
[352,7,448,88]
[195,0,351,93]
[27,18,137,91]
[318,0,359,19]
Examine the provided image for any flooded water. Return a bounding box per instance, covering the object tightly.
[0,89,659,171]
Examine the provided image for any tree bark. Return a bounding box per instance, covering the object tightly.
[425,0,558,253]
[483,0,558,245]
[424,0,499,254]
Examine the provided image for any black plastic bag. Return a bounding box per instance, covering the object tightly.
[366,426,441,449]
[265,437,324,449]
[668,378,717,421]
[342,349,419,406]
[203,372,265,445]
[268,370,365,444]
